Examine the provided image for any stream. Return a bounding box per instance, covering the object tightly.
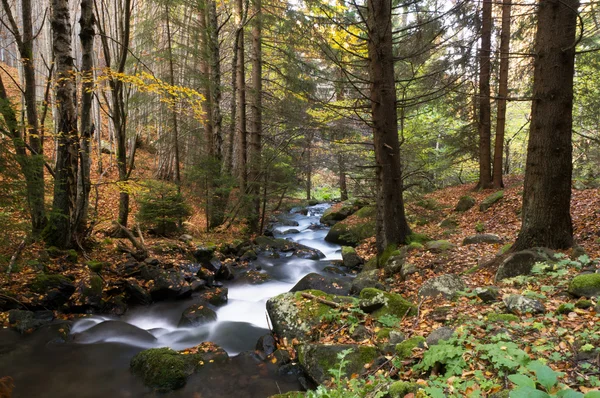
[0,204,347,398]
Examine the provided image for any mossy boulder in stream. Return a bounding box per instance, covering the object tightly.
[297,344,378,384]
[324,206,376,247]
[130,343,228,392]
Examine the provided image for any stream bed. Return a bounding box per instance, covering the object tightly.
[0,204,347,398]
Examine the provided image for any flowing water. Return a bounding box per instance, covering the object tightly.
[0,204,346,398]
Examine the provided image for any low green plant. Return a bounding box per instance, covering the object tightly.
[475,220,485,233]
[377,314,401,328]
[414,335,469,377]
[136,180,191,236]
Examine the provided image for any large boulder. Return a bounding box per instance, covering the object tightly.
[149,270,191,301]
[341,246,363,269]
[462,234,502,245]
[28,274,76,309]
[123,279,152,306]
[359,288,416,319]
[324,206,376,246]
[290,273,351,296]
[418,274,466,299]
[495,249,550,281]
[8,310,55,334]
[568,274,600,298]
[297,344,378,384]
[130,343,228,392]
[350,269,385,295]
[479,191,503,212]
[455,195,476,212]
[320,199,366,226]
[178,303,217,327]
[503,294,545,315]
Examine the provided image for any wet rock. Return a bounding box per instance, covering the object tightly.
[235,270,272,285]
[475,286,500,303]
[150,271,191,301]
[350,269,385,295]
[203,257,222,273]
[419,274,466,299]
[193,245,216,263]
[28,274,75,309]
[322,266,346,276]
[463,234,502,245]
[503,294,545,315]
[294,248,325,260]
[359,288,416,319]
[255,334,277,360]
[320,204,357,225]
[495,249,550,281]
[124,279,152,306]
[479,190,503,212]
[240,250,258,261]
[426,327,454,346]
[216,263,234,281]
[255,236,296,251]
[197,287,228,306]
[297,344,377,384]
[8,310,55,334]
[568,273,600,298]
[178,303,217,327]
[341,246,363,269]
[190,279,207,292]
[105,294,128,315]
[74,320,157,344]
[290,273,351,296]
[279,219,300,227]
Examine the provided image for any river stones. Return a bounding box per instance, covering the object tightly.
[178,303,217,327]
[149,270,191,301]
[289,273,351,296]
[73,320,158,345]
[8,310,55,334]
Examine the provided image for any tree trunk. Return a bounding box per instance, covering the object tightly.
[513,0,578,250]
[338,153,348,201]
[492,0,511,189]
[164,3,181,186]
[48,0,78,248]
[248,0,262,233]
[367,0,411,254]
[476,0,493,189]
[234,0,247,193]
[305,132,312,201]
[75,0,95,234]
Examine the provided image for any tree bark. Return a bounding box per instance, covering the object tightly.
[248,0,262,233]
[75,0,96,234]
[164,3,181,186]
[367,0,411,254]
[234,0,247,193]
[492,0,511,189]
[476,0,493,189]
[48,0,79,248]
[513,0,578,250]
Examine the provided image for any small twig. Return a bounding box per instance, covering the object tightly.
[301,292,342,308]
[6,237,26,276]
[411,297,426,329]
[113,222,147,255]
[136,223,145,246]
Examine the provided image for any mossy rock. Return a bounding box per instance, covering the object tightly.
[359,288,416,319]
[341,246,363,269]
[320,200,364,225]
[415,198,442,210]
[307,199,319,206]
[439,217,459,229]
[406,233,431,244]
[406,242,424,252]
[297,344,378,384]
[395,336,425,359]
[86,260,106,273]
[575,299,593,309]
[324,206,376,247]
[479,191,504,212]
[130,347,198,392]
[425,240,456,253]
[29,274,74,294]
[389,381,420,398]
[66,249,78,263]
[418,274,466,299]
[486,313,520,323]
[455,195,476,212]
[556,303,575,314]
[568,274,600,298]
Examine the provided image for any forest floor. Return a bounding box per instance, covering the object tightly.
[1,159,600,396]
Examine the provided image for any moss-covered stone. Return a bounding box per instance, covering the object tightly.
[359,288,416,318]
[395,336,425,359]
[487,313,519,323]
[479,191,504,212]
[376,327,391,340]
[29,274,73,293]
[557,303,575,314]
[324,206,376,246]
[86,260,105,273]
[425,240,456,253]
[341,246,363,269]
[297,344,378,384]
[455,195,476,212]
[568,274,600,298]
[406,242,424,252]
[389,381,420,398]
[66,249,78,263]
[439,217,459,229]
[575,299,593,309]
[130,347,196,392]
[406,233,431,244]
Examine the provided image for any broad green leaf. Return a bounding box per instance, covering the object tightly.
[584,392,600,398]
[509,386,549,398]
[531,364,558,391]
[508,374,536,388]
[556,390,584,398]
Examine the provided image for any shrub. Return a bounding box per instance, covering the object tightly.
[136,180,191,236]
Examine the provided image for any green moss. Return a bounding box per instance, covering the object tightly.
[341,246,356,256]
[557,303,575,314]
[406,233,431,244]
[415,198,441,210]
[575,299,593,309]
[66,249,78,263]
[268,392,305,398]
[480,191,504,211]
[395,336,425,359]
[376,328,391,340]
[89,275,103,295]
[406,242,424,252]
[130,347,197,392]
[568,274,600,297]
[354,205,376,218]
[487,313,519,323]
[86,260,105,273]
[293,290,338,319]
[46,246,63,258]
[359,288,416,318]
[425,240,455,252]
[29,274,72,293]
[389,381,419,398]
[500,243,513,254]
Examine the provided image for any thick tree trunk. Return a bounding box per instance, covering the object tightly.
[248,0,262,233]
[513,0,578,250]
[367,0,411,254]
[75,0,95,234]
[492,0,511,189]
[476,0,493,189]
[48,0,78,248]
[234,0,247,193]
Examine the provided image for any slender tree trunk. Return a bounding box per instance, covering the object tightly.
[367,0,411,254]
[493,0,511,189]
[164,3,181,186]
[234,0,247,193]
[338,153,348,201]
[75,0,95,234]
[305,133,312,201]
[513,0,578,250]
[477,0,493,189]
[247,0,262,233]
[208,0,223,159]
[48,0,78,248]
